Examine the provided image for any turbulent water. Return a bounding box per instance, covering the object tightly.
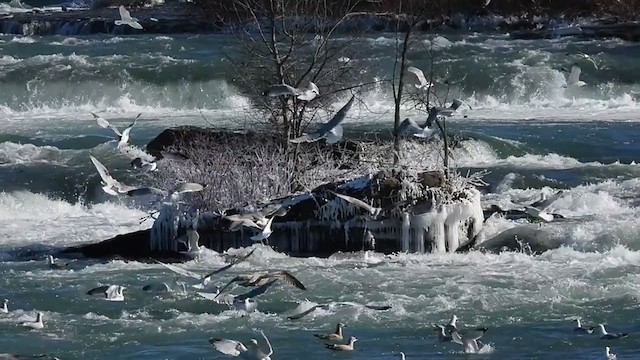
[2,31,640,359]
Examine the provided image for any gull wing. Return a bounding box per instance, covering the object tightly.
[397,118,424,136]
[235,279,277,301]
[524,206,554,222]
[312,95,355,138]
[530,190,564,211]
[216,275,251,298]
[268,270,306,290]
[119,5,132,21]
[128,21,143,30]
[266,83,300,97]
[104,285,120,300]
[126,187,168,197]
[172,182,205,194]
[259,330,273,357]
[153,259,201,280]
[208,338,245,356]
[568,64,582,84]
[89,155,115,186]
[86,285,110,296]
[202,248,257,279]
[287,304,320,320]
[250,217,274,241]
[330,191,380,217]
[324,124,343,144]
[289,134,311,143]
[91,112,122,136]
[118,114,139,145]
[406,66,429,88]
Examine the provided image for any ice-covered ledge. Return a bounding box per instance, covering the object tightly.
[150,171,485,255]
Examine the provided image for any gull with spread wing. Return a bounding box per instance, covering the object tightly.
[288,301,391,320]
[290,95,355,144]
[91,112,141,148]
[115,5,143,30]
[209,330,273,360]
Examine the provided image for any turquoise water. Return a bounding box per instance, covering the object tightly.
[1,31,640,359]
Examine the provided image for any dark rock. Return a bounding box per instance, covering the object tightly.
[460,226,563,254]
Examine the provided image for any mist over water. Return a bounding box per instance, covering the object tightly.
[1,30,640,359]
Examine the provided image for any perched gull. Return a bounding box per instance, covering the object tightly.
[115,5,143,30]
[573,319,595,334]
[423,99,466,128]
[451,327,488,354]
[266,82,319,101]
[405,66,432,89]
[21,312,44,330]
[209,330,273,360]
[250,217,274,243]
[1,299,8,314]
[154,248,256,289]
[598,324,628,340]
[46,255,69,270]
[91,112,140,148]
[314,322,346,341]
[290,95,355,145]
[217,270,306,298]
[89,155,135,196]
[325,336,357,351]
[564,64,586,88]
[87,285,125,301]
[606,346,617,360]
[288,301,391,320]
[330,190,381,218]
[397,118,436,138]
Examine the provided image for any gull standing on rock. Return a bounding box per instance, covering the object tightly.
[266,82,319,101]
[115,5,143,30]
[209,330,273,360]
[325,336,357,351]
[290,95,355,144]
[21,312,44,330]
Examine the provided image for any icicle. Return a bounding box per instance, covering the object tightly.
[401,212,410,251]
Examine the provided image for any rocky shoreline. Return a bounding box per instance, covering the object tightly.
[2,3,640,42]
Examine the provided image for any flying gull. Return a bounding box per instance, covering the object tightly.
[21,312,44,330]
[216,270,306,299]
[437,314,458,334]
[87,285,125,301]
[209,330,273,360]
[1,299,7,314]
[325,336,357,352]
[91,112,141,148]
[564,64,586,88]
[329,190,381,218]
[153,248,256,289]
[451,327,488,354]
[598,324,628,340]
[314,322,346,342]
[396,118,436,138]
[199,279,277,313]
[288,301,391,320]
[250,217,274,243]
[573,319,594,334]
[606,346,617,360]
[290,95,355,144]
[433,324,454,342]
[423,99,467,128]
[266,82,320,101]
[115,5,143,30]
[405,66,432,89]
[126,182,205,206]
[89,155,135,196]
[523,191,564,222]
